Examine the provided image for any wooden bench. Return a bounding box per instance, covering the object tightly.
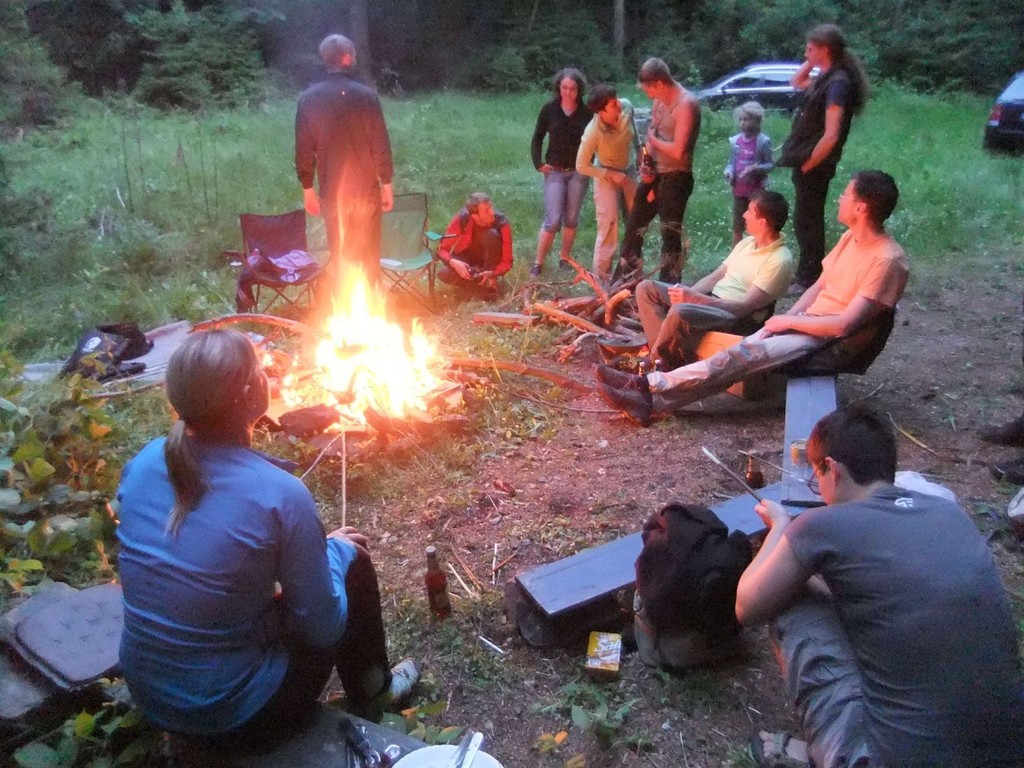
[513,483,805,623]
[781,376,837,506]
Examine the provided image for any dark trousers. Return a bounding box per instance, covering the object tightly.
[617,170,694,284]
[437,227,502,289]
[323,195,383,292]
[792,165,837,286]
[210,544,392,751]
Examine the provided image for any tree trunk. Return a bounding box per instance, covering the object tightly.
[613,0,625,70]
[348,0,372,81]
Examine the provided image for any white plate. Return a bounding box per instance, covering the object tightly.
[392,743,503,768]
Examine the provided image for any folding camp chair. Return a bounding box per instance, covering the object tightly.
[232,210,324,314]
[379,193,447,312]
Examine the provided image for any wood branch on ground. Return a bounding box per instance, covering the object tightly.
[604,288,634,327]
[471,312,539,327]
[560,255,609,305]
[193,314,328,340]
[445,357,592,393]
[533,302,607,334]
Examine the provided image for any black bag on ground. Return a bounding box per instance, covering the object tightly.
[633,503,753,668]
[60,323,153,381]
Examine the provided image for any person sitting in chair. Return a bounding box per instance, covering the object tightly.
[436,192,513,301]
[597,170,908,426]
[636,190,794,370]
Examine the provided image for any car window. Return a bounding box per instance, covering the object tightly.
[724,76,761,90]
[1002,75,1024,100]
[762,73,794,86]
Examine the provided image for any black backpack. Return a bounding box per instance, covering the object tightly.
[60,323,153,381]
[635,503,753,642]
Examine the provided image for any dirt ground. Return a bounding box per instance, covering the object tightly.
[312,256,1024,768]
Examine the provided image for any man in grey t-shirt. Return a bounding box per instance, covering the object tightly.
[736,406,1024,768]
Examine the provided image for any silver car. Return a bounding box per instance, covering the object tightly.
[696,62,808,111]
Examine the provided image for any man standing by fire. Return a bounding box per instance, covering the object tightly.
[295,34,394,298]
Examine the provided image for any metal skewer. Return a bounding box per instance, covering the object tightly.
[701,446,764,502]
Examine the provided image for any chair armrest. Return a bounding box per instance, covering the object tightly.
[424,231,456,255]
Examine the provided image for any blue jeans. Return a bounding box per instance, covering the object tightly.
[541,169,589,232]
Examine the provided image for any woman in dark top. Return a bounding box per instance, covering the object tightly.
[780,24,869,291]
[529,67,591,276]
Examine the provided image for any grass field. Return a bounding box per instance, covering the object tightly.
[1,84,1022,360]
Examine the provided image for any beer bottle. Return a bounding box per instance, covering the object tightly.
[424,546,451,619]
[745,455,765,490]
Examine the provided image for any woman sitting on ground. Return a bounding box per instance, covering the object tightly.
[116,329,416,747]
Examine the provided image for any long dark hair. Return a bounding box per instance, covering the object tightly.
[551,67,586,109]
[808,24,869,115]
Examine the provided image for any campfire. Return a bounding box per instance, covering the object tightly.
[272,264,457,437]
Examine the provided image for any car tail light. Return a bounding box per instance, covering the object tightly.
[987,103,1003,124]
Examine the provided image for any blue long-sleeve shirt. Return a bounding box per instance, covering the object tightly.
[116,438,355,735]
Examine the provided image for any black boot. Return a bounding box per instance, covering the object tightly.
[979,414,1024,447]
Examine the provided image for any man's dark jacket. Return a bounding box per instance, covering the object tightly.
[295,72,393,204]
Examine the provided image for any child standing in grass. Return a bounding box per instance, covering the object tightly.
[724,101,774,245]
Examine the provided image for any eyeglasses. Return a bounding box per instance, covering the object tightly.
[806,460,826,495]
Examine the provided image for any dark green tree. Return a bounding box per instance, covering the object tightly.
[128,1,266,109]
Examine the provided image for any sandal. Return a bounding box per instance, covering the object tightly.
[749,731,809,768]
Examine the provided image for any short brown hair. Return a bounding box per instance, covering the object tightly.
[638,58,673,85]
[465,192,491,213]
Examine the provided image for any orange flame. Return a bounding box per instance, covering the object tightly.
[284,263,442,425]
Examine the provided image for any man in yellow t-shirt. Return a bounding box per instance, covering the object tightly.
[636,190,794,369]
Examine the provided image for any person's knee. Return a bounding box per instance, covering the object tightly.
[541,220,562,234]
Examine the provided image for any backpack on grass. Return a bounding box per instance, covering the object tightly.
[60,323,153,382]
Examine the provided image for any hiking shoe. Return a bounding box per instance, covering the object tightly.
[388,658,419,706]
[529,263,542,277]
[597,378,653,426]
[979,415,1024,447]
[595,364,649,393]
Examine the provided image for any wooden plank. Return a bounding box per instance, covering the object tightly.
[516,533,643,617]
[515,484,809,619]
[782,376,837,505]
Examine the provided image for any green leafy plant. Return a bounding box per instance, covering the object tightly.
[536,680,641,750]
[12,696,161,768]
[0,352,119,596]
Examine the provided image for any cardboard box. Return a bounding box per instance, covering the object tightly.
[585,632,622,680]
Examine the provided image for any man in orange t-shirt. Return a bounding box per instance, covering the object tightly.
[597,170,907,424]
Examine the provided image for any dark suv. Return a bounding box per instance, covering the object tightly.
[984,72,1024,152]
[696,62,807,111]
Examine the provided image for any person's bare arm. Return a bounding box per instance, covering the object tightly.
[735,500,811,627]
[764,295,886,339]
[791,59,816,90]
